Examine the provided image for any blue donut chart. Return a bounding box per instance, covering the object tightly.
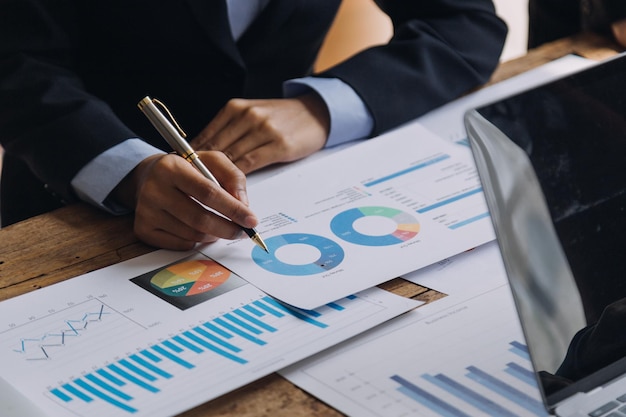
[252,233,345,276]
[330,206,420,246]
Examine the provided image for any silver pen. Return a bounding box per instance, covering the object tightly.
[138,96,269,253]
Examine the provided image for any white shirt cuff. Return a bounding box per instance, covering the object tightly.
[71,138,165,214]
[283,77,374,147]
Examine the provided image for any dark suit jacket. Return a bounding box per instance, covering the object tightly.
[0,0,506,225]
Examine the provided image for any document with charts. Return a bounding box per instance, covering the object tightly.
[0,250,418,417]
[281,242,549,417]
[199,122,495,309]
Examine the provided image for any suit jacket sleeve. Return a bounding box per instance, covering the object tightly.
[318,0,507,136]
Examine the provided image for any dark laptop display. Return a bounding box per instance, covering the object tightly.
[465,53,626,412]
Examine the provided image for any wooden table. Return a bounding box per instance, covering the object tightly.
[0,32,621,417]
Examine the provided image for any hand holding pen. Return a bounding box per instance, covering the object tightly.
[137,96,268,252]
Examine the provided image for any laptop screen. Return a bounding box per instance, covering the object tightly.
[465,53,626,409]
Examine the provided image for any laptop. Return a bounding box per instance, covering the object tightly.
[465,52,626,417]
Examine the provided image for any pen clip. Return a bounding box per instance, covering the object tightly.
[151,98,188,139]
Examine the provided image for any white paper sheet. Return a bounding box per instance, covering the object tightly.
[402,240,503,295]
[281,249,550,417]
[198,122,495,309]
[0,250,418,417]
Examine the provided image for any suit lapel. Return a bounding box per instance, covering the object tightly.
[184,0,244,68]
[241,0,301,41]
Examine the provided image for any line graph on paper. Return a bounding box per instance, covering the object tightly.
[1,298,145,363]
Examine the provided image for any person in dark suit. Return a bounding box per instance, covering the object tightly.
[528,0,626,48]
[0,0,506,250]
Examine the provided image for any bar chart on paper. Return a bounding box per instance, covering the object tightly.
[283,285,550,417]
[0,260,417,417]
[38,294,361,416]
[389,338,547,417]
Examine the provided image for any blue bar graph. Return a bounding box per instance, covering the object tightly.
[391,375,472,417]
[262,297,328,328]
[505,362,538,387]
[50,388,72,402]
[466,366,545,415]
[172,335,204,353]
[233,309,277,332]
[223,312,264,334]
[47,294,357,414]
[62,383,93,402]
[364,154,450,187]
[108,364,159,393]
[182,330,247,364]
[129,354,173,379]
[253,299,285,317]
[243,304,265,317]
[74,378,138,413]
[140,349,161,363]
[119,358,157,382]
[326,302,345,311]
[391,340,549,417]
[214,317,267,345]
[448,212,490,230]
[162,340,183,353]
[152,345,194,369]
[202,321,233,339]
[422,373,517,417]
[85,373,132,400]
[417,188,484,214]
[192,326,240,352]
[96,368,125,386]
[509,341,530,360]
[455,138,470,147]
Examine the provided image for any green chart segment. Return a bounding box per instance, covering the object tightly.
[330,206,420,246]
[150,260,231,297]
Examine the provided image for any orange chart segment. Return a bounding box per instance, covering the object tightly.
[392,223,420,240]
[151,260,231,297]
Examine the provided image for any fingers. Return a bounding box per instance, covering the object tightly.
[196,151,250,206]
[134,206,219,251]
[194,99,277,171]
[177,153,257,227]
[191,95,329,174]
[131,153,257,250]
[192,99,252,151]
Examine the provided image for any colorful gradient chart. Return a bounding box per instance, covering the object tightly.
[150,260,230,297]
[252,233,344,276]
[330,206,420,246]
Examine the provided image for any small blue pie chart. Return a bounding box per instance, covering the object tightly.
[252,233,344,276]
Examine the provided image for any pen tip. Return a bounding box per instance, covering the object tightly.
[260,242,270,253]
[251,234,269,253]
